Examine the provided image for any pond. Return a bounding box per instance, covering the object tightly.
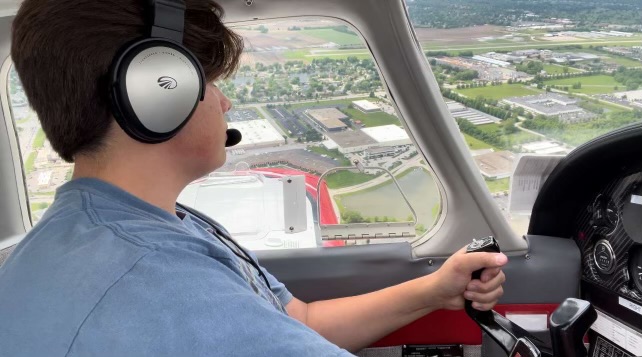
[336,167,442,230]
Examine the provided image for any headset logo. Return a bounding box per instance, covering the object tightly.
[157,76,178,90]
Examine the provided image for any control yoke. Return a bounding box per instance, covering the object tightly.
[464,237,596,357]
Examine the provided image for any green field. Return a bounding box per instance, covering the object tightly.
[544,75,620,95]
[343,106,401,127]
[283,49,372,62]
[288,97,369,111]
[30,202,50,212]
[455,84,542,100]
[462,133,496,150]
[301,29,362,46]
[325,171,378,189]
[477,123,540,146]
[543,64,582,74]
[603,56,642,68]
[33,128,46,149]
[24,152,36,174]
[485,178,510,193]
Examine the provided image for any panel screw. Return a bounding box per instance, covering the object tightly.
[428,260,433,266]
[525,254,531,260]
[287,179,292,183]
[289,226,294,231]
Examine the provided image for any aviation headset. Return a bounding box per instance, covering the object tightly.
[109,0,242,147]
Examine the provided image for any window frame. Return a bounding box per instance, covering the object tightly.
[1,57,32,238]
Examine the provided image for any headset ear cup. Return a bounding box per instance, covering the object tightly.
[108,38,205,143]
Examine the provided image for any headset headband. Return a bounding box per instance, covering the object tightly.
[149,0,185,42]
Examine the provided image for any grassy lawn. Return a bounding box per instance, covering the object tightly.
[30,202,50,212]
[477,123,540,146]
[544,75,618,86]
[542,64,582,74]
[283,49,312,61]
[455,84,542,100]
[300,29,361,46]
[544,75,620,95]
[33,128,46,149]
[485,178,510,193]
[308,146,351,165]
[325,171,378,189]
[283,49,371,62]
[342,107,401,127]
[603,56,642,68]
[288,97,369,111]
[24,152,36,174]
[462,133,496,150]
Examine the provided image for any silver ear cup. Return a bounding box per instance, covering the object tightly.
[125,46,201,134]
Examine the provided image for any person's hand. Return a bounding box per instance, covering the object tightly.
[432,246,507,311]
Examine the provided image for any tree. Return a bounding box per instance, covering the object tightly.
[341,211,368,224]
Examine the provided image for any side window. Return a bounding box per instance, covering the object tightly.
[7,65,74,224]
[405,17,642,235]
[179,19,444,251]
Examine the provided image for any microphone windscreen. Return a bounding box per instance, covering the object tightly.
[225,128,242,147]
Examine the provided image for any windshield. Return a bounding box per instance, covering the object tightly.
[7,0,642,247]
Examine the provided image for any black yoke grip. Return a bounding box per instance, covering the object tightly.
[464,236,501,318]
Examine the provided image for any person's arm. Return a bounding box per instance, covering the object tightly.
[286,247,507,353]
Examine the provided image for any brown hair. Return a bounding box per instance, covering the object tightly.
[11,0,243,162]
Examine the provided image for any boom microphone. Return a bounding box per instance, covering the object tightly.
[225,128,242,147]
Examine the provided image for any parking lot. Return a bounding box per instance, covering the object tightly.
[225,108,263,122]
[268,106,308,136]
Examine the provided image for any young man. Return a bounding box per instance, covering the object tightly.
[0,0,507,356]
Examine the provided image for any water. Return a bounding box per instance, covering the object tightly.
[337,167,441,230]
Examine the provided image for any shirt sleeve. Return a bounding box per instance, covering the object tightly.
[66,248,355,357]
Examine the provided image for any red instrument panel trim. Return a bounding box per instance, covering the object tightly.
[372,304,559,346]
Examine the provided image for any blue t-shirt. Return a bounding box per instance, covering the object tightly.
[0,178,353,356]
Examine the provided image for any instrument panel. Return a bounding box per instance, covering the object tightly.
[574,172,642,304]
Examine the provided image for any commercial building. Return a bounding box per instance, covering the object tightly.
[306,108,348,132]
[324,129,377,154]
[503,93,584,117]
[521,141,570,155]
[352,100,381,113]
[361,125,412,147]
[473,151,515,179]
[364,146,397,160]
[472,55,511,68]
[446,101,500,126]
[226,119,286,150]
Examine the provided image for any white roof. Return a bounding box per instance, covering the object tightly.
[522,141,560,151]
[322,139,338,150]
[361,125,410,143]
[614,89,642,101]
[535,147,569,155]
[352,100,380,111]
[37,171,52,186]
[227,120,285,148]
